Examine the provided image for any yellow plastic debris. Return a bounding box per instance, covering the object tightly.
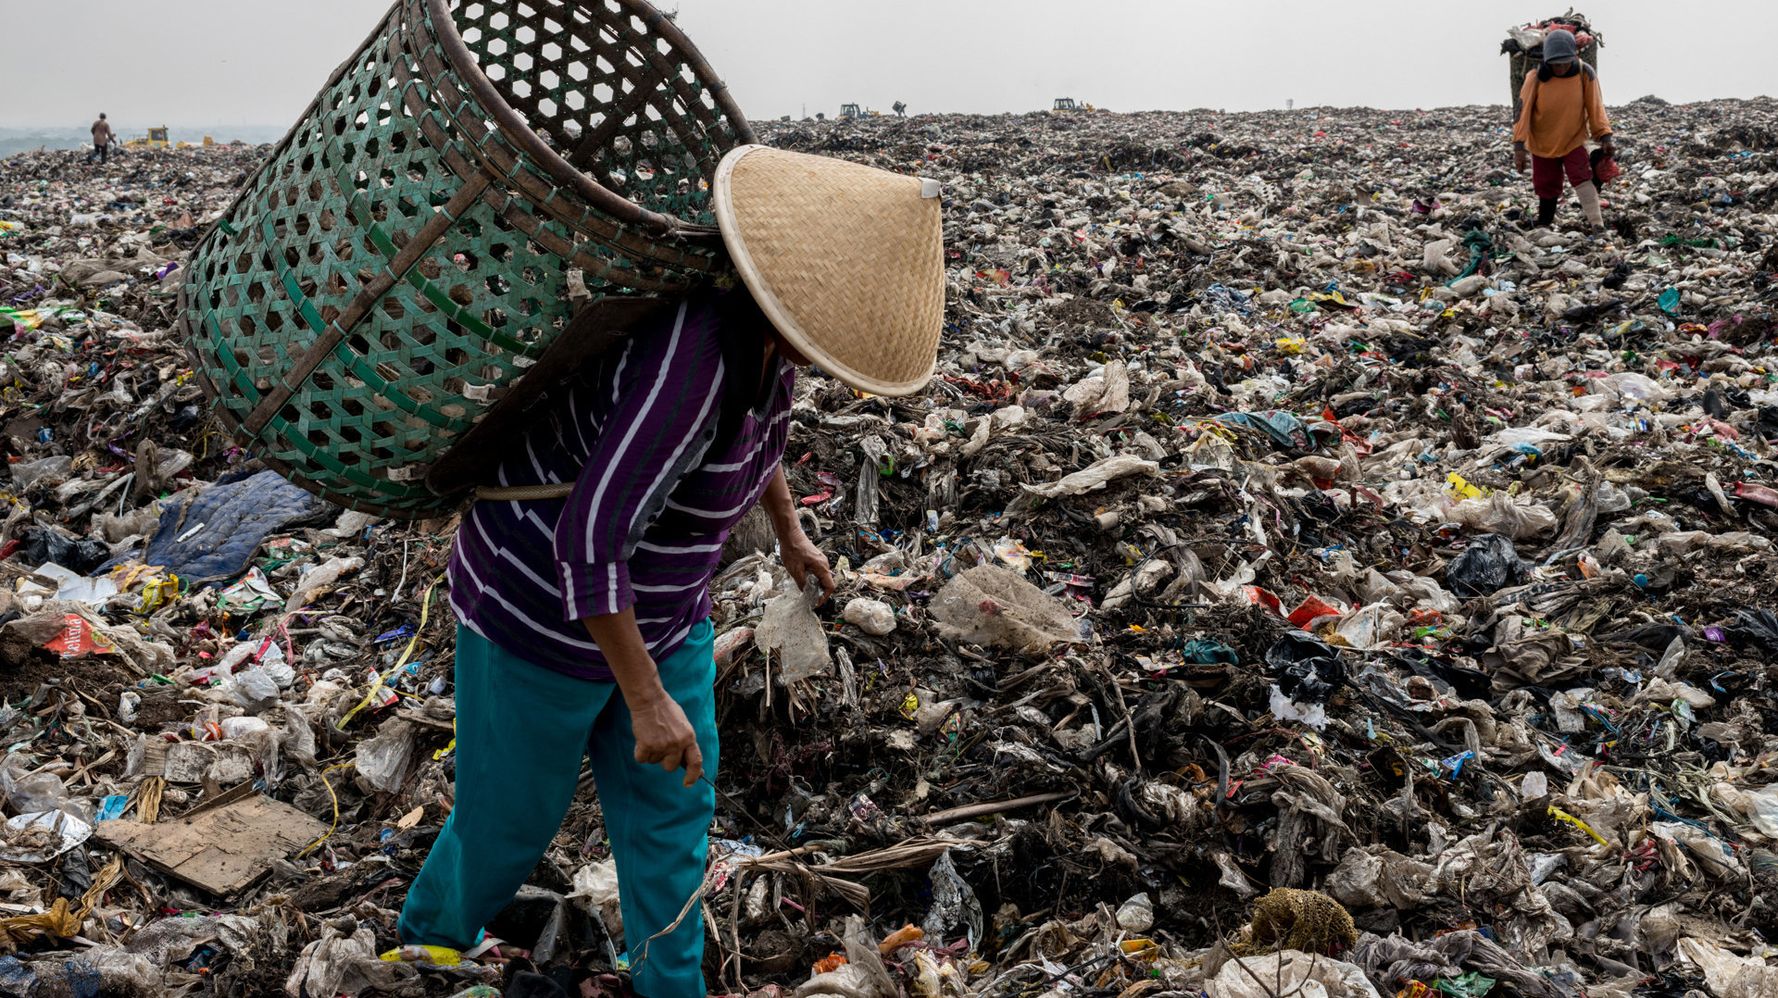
[379,945,463,966]
[1547,806,1610,847]
[1446,472,1488,500]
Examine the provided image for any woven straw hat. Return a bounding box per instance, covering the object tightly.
[714,145,945,396]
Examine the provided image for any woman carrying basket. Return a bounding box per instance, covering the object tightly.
[1512,28,1617,231]
[386,145,946,996]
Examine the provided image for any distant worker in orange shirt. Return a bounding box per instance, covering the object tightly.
[1512,29,1616,230]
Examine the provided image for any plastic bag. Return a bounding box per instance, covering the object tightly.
[1206,949,1381,998]
[757,582,833,683]
[1329,603,1404,651]
[792,917,900,998]
[1445,534,1529,597]
[1062,360,1131,417]
[229,667,282,714]
[1265,635,1347,731]
[284,556,366,613]
[920,851,983,950]
[353,717,416,794]
[1116,892,1155,932]
[1326,846,1435,910]
[284,918,414,997]
[841,598,896,636]
[929,565,1084,654]
[1021,455,1157,498]
[7,456,72,490]
[0,753,73,817]
[793,964,885,998]
[1265,634,1346,705]
[14,527,110,575]
[1676,938,1778,997]
[0,951,139,997]
[569,858,624,940]
[1270,686,1330,731]
[1741,786,1778,838]
[1441,493,1559,542]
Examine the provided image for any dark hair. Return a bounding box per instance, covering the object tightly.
[710,289,774,453]
[99,113,107,119]
[1538,61,1593,83]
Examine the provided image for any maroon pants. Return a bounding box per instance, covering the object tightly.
[1532,146,1592,199]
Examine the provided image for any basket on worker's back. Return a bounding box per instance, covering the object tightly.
[1502,13,1602,124]
[179,0,754,517]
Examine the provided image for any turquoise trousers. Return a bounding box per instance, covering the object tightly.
[399,619,719,998]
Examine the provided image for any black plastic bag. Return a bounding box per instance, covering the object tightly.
[1729,609,1778,654]
[1264,633,1347,704]
[1388,650,1494,701]
[1445,533,1529,597]
[14,526,111,575]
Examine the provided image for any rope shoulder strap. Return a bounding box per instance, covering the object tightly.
[474,483,576,502]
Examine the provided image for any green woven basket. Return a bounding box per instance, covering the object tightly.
[180,0,754,517]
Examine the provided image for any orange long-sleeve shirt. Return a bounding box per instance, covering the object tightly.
[1513,68,1611,159]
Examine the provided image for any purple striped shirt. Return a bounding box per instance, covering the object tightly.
[448,297,796,681]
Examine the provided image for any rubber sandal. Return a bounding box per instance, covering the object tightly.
[379,929,526,966]
[379,944,465,966]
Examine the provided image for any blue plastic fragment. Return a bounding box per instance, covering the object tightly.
[96,795,129,822]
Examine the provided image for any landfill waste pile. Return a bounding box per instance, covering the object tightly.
[3,96,1778,996]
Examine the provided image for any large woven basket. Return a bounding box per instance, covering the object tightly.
[180,0,754,517]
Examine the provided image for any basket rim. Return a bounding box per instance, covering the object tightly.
[423,0,756,240]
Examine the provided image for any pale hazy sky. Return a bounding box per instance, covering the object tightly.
[2,1,1772,132]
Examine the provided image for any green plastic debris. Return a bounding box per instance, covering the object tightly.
[1660,234,1718,249]
[1658,288,1681,315]
[1434,972,1497,997]
[1180,639,1239,665]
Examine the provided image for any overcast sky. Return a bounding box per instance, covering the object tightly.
[2,1,1772,132]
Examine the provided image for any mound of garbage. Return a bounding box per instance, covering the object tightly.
[3,97,1778,996]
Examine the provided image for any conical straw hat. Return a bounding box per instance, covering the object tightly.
[714,145,945,397]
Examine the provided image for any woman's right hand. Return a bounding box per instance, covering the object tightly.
[629,691,704,787]
[1514,145,1529,174]
[583,609,705,788]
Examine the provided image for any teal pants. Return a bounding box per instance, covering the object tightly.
[399,619,719,998]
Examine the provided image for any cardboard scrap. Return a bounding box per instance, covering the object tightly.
[95,792,327,897]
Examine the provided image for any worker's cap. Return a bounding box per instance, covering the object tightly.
[713,146,946,397]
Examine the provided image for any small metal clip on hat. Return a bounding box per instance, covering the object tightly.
[920,178,943,199]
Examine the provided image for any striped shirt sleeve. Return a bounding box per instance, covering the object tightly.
[553,301,725,620]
